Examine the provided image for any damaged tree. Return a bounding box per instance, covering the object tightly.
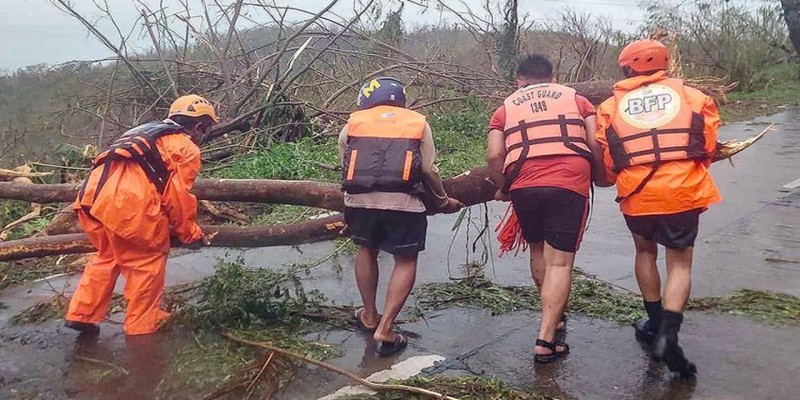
[0,166,497,261]
[0,121,773,263]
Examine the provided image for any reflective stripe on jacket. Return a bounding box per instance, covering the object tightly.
[342,105,426,194]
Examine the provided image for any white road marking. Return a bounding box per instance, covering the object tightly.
[780,178,800,192]
[317,354,445,400]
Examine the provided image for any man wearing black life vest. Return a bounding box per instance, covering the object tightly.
[596,40,721,377]
[487,54,605,363]
[339,77,464,356]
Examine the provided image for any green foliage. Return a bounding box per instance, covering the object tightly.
[10,296,68,325]
[0,256,84,291]
[175,256,327,329]
[428,102,491,178]
[252,204,321,225]
[0,200,30,229]
[722,63,800,121]
[497,0,520,81]
[411,268,644,324]
[157,333,261,398]
[214,137,339,181]
[344,375,552,400]
[374,5,405,46]
[215,103,492,181]
[642,0,789,89]
[689,289,800,325]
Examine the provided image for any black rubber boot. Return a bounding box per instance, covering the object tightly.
[634,318,656,344]
[65,320,100,335]
[635,299,662,344]
[653,311,697,377]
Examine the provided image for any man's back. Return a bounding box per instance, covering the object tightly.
[596,72,722,216]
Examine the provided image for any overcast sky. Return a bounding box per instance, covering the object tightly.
[0,0,652,71]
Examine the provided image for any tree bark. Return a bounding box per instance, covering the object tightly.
[0,216,346,262]
[782,0,800,56]
[0,166,496,210]
[0,167,496,261]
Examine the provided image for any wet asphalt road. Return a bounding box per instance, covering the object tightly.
[1,111,799,399]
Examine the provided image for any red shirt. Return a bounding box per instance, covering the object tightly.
[488,94,596,197]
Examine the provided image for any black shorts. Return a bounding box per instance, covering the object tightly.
[624,208,701,249]
[509,187,589,253]
[344,207,427,256]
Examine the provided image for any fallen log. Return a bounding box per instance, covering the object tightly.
[0,166,495,209]
[0,216,346,262]
[0,167,496,261]
[0,126,770,262]
[0,168,52,181]
[0,168,43,241]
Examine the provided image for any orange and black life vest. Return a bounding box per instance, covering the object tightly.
[79,121,186,205]
[502,83,592,192]
[606,78,707,201]
[342,105,426,195]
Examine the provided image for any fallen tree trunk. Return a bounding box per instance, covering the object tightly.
[0,168,52,181]
[0,166,495,209]
[0,168,496,261]
[0,216,347,262]
[0,124,770,262]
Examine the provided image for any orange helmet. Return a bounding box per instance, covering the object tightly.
[169,94,219,123]
[618,39,669,73]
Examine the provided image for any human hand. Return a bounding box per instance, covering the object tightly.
[440,197,466,214]
[494,190,510,202]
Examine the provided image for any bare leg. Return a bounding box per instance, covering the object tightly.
[535,243,575,355]
[354,246,380,328]
[663,247,693,312]
[632,234,661,302]
[529,241,545,291]
[374,253,418,343]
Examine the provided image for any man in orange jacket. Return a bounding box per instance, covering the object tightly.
[595,40,721,376]
[65,95,218,336]
[487,54,605,363]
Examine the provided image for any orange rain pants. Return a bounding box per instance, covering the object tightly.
[66,132,202,335]
[66,210,171,335]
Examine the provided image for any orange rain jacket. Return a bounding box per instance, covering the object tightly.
[74,130,203,245]
[596,71,722,216]
[67,125,202,335]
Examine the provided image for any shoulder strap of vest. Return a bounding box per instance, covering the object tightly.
[85,121,186,201]
[501,114,592,194]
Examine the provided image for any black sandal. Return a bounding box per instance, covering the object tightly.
[534,339,569,364]
[352,308,379,333]
[377,333,408,357]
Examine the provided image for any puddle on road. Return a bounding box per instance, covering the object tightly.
[3,308,799,399]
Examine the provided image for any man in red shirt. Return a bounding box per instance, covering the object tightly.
[486,54,604,363]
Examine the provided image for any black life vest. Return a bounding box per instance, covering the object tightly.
[341,106,426,195]
[79,121,186,205]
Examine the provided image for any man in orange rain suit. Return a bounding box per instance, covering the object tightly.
[65,95,218,336]
[595,39,721,376]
